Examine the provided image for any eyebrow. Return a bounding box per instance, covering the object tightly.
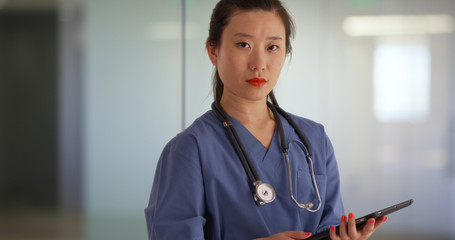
[234,32,283,41]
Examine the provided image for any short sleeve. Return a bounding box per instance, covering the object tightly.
[144,135,206,240]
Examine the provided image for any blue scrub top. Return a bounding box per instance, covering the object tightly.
[145,110,344,239]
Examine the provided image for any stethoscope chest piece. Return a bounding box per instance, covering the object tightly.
[253,181,276,205]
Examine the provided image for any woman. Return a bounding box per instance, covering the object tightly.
[145,0,386,239]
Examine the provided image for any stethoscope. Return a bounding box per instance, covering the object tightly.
[211,101,322,212]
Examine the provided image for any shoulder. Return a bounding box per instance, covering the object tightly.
[280,111,334,158]
[286,112,323,129]
[284,112,327,139]
[163,110,221,155]
[281,111,337,175]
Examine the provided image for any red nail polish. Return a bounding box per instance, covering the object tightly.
[341,215,347,221]
[369,219,375,224]
[349,213,354,219]
[305,232,311,236]
[331,226,335,231]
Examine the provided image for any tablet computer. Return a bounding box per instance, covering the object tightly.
[308,199,414,240]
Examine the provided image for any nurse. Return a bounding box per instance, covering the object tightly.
[145,0,386,239]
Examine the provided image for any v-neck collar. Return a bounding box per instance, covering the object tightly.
[226,114,280,164]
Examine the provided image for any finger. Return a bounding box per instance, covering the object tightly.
[373,216,387,230]
[329,226,340,240]
[361,218,376,235]
[301,232,312,239]
[347,212,358,238]
[283,231,312,239]
[338,214,348,239]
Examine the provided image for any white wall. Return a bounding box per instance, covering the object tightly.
[279,0,455,238]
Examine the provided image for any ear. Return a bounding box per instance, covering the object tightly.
[206,40,218,66]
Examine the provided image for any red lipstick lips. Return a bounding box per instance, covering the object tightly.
[246,78,266,87]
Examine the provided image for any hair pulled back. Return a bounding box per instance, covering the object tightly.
[207,0,295,105]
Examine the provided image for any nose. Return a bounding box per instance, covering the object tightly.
[249,49,266,72]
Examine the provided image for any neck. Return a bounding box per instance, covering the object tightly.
[219,97,272,126]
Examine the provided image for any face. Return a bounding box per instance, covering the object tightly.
[207,10,287,103]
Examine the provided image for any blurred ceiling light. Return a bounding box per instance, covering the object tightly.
[146,21,200,41]
[343,14,454,36]
[146,21,180,40]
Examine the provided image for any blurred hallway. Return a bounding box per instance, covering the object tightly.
[1,0,454,239]
[0,209,450,240]
[0,208,81,240]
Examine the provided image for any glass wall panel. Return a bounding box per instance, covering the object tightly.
[83,1,182,239]
[183,0,217,126]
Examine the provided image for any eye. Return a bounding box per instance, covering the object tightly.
[238,42,250,48]
[268,45,279,51]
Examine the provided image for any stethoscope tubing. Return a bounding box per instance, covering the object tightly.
[211,101,321,212]
[212,101,260,185]
[269,102,321,212]
[272,103,313,158]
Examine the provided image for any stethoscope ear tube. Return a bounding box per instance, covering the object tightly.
[272,104,321,212]
[284,150,322,212]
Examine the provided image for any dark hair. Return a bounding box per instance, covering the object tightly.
[207,0,295,106]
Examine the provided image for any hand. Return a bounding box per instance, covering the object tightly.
[329,213,387,240]
[254,231,312,240]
